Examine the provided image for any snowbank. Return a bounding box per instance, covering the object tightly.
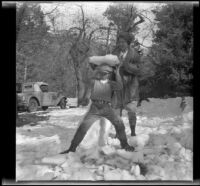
[16,97,193,181]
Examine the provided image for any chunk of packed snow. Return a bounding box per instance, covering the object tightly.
[167,142,182,155]
[182,111,193,122]
[121,170,136,180]
[105,156,130,170]
[116,149,144,163]
[104,169,123,180]
[100,145,116,155]
[16,134,60,145]
[41,154,67,165]
[130,164,140,176]
[107,137,120,146]
[67,167,95,180]
[128,134,149,148]
[16,165,54,180]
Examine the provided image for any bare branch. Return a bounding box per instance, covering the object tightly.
[137,12,153,24]
[137,42,152,48]
[127,15,145,32]
[43,6,59,16]
[88,26,109,41]
[67,27,83,33]
[75,4,87,40]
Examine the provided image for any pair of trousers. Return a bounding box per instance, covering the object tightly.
[67,102,130,152]
[114,101,137,137]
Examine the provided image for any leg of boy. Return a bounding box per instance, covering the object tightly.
[60,105,100,154]
[112,108,122,139]
[125,101,137,136]
[101,104,135,151]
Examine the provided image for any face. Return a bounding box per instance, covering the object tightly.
[96,71,111,80]
[118,38,128,52]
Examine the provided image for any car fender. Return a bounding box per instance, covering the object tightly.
[27,96,41,106]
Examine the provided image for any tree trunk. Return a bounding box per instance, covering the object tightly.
[24,60,27,82]
[106,26,111,54]
[76,71,86,106]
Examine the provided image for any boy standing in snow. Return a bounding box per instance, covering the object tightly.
[60,60,135,154]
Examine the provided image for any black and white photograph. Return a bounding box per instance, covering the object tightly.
[12,1,197,183]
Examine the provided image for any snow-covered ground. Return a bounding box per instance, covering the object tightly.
[16,97,193,181]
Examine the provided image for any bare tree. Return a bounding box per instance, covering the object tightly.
[52,5,115,105]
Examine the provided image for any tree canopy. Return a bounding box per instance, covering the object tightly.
[148,3,193,97]
[16,2,194,99]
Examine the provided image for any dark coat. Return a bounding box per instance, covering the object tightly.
[111,46,141,109]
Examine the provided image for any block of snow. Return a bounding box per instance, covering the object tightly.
[16,165,54,181]
[61,161,69,169]
[182,111,193,122]
[179,128,193,150]
[116,149,144,163]
[121,170,136,180]
[104,169,123,180]
[148,134,166,146]
[41,154,66,165]
[146,165,166,179]
[184,149,193,161]
[36,172,55,180]
[16,134,60,145]
[130,164,140,176]
[136,175,146,180]
[71,162,84,169]
[78,147,101,164]
[89,54,120,66]
[128,134,149,148]
[70,167,95,180]
[55,173,71,180]
[145,174,162,180]
[105,156,130,170]
[54,166,63,176]
[107,137,120,146]
[165,136,177,145]
[168,142,182,155]
[100,145,116,155]
[94,175,104,180]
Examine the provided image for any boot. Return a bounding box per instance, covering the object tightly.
[60,146,76,154]
[114,122,135,152]
[123,145,135,152]
[119,138,135,152]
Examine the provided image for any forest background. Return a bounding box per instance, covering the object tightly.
[16,2,194,99]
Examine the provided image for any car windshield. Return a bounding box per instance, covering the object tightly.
[16,83,22,93]
[40,85,48,92]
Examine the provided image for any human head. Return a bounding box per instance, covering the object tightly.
[118,32,133,51]
[96,65,113,80]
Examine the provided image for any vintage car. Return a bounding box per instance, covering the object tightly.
[17,82,67,112]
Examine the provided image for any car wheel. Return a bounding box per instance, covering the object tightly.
[59,98,66,109]
[42,106,48,111]
[28,98,38,112]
